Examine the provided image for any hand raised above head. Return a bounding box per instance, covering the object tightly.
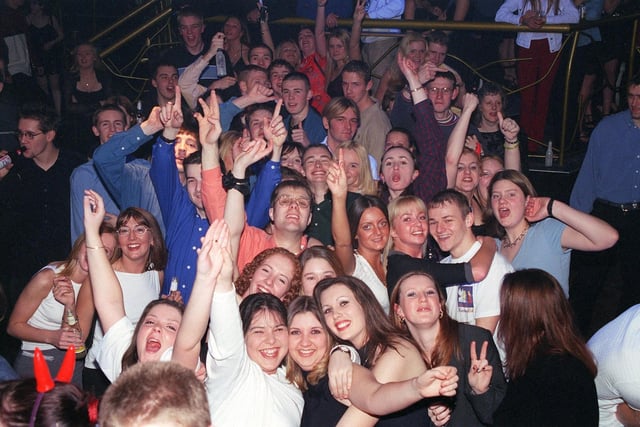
[195,91,222,147]
[83,189,106,232]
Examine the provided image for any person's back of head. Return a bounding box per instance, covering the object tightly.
[0,379,93,426]
[100,361,211,427]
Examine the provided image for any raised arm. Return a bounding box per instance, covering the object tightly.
[246,100,285,228]
[328,150,356,274]
[446,93,478,188]
[172,220,230,370]
[177,33,224,109]
[526,197,619,251]
[223,138,274,263]
[83,190,126,333]
[150,86,186,221]
[315,0,328,58]
[92,108,163,207]
[258,6,275,53]
[349,0,365,60]
[498,112,521,171]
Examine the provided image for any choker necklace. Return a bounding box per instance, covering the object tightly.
[502,223,529,249]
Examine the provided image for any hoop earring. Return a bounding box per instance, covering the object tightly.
[439,309,443,319]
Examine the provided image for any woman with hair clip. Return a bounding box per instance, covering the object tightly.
[390,271,506,426]
[287,295,459,427]
[80,202,167,396]
[314,276,434,426]
[488,169,618,296]
[493,269,598,426]
[8,225,117,386]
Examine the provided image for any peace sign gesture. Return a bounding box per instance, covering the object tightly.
[195,90,222,148]
[468,340,492,395]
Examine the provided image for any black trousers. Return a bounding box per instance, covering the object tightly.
[570,200,640,337]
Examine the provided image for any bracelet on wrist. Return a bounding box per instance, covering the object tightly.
[409,86,425,94]
[505,138,519,144]
[330,345,361,364]
[86,245,105,250]
[504,142,520,150]
[547,198,555,218]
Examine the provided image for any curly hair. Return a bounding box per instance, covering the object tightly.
[235,247,302,306]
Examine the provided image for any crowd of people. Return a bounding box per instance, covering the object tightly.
[0,0,639,425]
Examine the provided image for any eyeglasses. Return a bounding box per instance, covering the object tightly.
[427,87,453,96]
[15,131,44,140]
[116,225,150,236]
[276,195,311,209]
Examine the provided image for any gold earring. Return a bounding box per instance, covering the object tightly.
[439,310,443,319]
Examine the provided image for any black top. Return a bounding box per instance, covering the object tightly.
[386,251,472,298]
[425,323,507,426]
[301,374,348,427]
[493,353,598,427]
[327,75,343,98]
[0,148,84,280]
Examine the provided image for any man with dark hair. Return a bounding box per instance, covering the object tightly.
[248,43,273,69]
[570,75,640,334]
[268,59,294,98]
[0,103,83,303]
[342,60,391,164]
[282,72,326,146]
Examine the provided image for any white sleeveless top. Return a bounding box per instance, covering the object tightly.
[352,253,390,313]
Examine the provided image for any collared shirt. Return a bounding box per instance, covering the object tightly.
[70,160,120,243]
[571,110,640,212]
[149,138,209,303]
[92,124,166,235]
[308,191,360,246]
[0,148,84,278]
[355,98,392,164]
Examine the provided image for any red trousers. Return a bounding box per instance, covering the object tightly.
[517,39,561,152]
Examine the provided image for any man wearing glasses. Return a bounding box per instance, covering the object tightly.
[0,103,83,304]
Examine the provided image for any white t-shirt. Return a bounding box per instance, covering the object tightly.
[96,316,173,383]
[206,289,304,427]
[588,305,640,427]
[441,241,513,325]
[85,270,160,369]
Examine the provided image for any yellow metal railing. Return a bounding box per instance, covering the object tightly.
[93,3,639,166]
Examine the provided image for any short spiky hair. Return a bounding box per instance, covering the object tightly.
[427,188,472,218]
[100,361,210,427]
[19,103,59,133]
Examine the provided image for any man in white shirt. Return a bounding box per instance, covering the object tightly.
[428,189,513,334]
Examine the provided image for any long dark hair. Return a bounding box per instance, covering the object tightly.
[498,269,596,380]
[347,195,389,250]
[239,293,288,336]
[121,299,184,371]
[389,271,461,368]
[313,276,404,368]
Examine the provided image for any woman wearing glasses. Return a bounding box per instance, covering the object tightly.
[80,205,167,396]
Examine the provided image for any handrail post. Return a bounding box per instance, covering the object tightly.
[559,30,580,167]
[90,0,161,44]
[628,17,638,80]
